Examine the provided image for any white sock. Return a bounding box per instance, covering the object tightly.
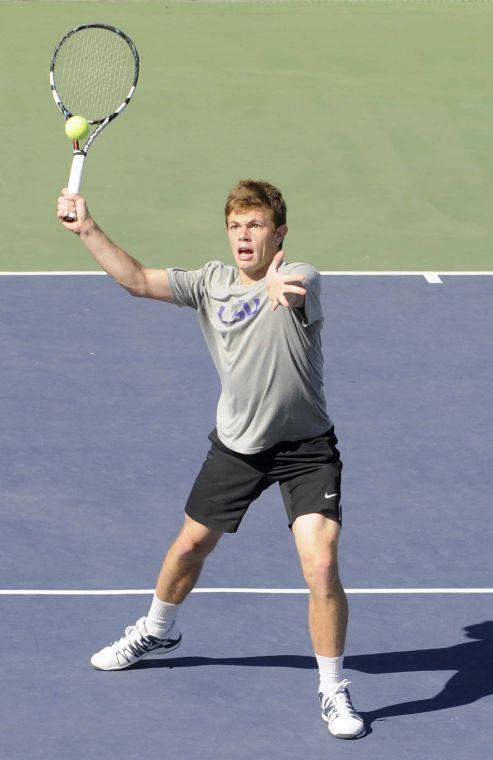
[315,653,344,694]
[145,594,180,638]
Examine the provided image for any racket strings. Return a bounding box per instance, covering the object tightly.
[54,27,136,122]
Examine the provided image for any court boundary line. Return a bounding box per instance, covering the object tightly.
[0,588,492,595]
[1,271,493,285]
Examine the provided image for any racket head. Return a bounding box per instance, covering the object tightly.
[50,23,139,136]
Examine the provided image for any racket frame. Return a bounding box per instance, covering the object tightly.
[50,23,139,217]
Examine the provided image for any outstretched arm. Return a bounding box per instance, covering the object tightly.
[56,189,173,302]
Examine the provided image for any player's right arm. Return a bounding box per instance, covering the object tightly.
[56,190,174,302]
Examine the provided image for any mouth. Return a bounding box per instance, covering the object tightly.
[238,247,254,261]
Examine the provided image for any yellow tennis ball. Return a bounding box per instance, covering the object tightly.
[65,115,90,141]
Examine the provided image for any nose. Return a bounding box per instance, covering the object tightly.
[239,225,251,239]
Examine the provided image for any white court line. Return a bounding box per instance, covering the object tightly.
[0,271,106,276]
[0,588,492,595]
[1,271,493,279]
[423,273,443,284]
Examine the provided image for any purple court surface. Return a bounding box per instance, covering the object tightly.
[1,275,491,759]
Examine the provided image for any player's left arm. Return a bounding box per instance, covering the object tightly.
[266,251,307,311]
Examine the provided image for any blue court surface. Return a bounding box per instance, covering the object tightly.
[1,275,492,759]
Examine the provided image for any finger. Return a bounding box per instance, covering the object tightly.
[284,286,307,296]
[61,190,79,202]
[57,197,75,209]
[57,202,76,222]
[57,198,75,213]
[57,206,71,220]
[280,274,305,283]
[278,294,290,307]
[266,251,285,279]
[271,249,285,271]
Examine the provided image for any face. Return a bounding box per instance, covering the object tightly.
[226,207,287,284]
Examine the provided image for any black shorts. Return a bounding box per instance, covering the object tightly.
[184,427,343,533]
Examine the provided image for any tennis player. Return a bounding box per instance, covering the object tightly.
[57,179,364,740]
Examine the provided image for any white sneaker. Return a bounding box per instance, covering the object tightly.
[319,679,365,739]
[90,617,182,671]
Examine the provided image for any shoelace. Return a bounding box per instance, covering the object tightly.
[110,618,147,650]
[110,617,166,664]
[320,679,360,720]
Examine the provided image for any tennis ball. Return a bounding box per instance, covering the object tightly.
[65,116,90,141]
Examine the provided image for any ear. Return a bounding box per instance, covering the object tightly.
[275,224,288,245]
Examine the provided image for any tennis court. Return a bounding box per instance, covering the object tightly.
[1,1,492,758]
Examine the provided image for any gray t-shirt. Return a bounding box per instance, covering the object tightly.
[167,260,332,454]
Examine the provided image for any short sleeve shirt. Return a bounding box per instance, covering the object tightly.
[167,260,332,454]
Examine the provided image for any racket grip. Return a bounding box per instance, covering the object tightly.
[64,152,86,222]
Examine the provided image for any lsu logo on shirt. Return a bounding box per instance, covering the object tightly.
[218,298,261,326]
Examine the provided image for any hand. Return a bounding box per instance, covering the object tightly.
[56,189,92,235]
[266,250,307,311]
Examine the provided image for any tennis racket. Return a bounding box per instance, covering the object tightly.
[50,23,139,221]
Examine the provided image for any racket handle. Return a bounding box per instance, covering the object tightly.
[64,152,86,222]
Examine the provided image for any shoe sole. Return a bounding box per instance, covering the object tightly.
[91,634,183,671]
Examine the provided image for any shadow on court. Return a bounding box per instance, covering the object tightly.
[136,654,318,670]
[345,621,493,732]
[135,621,493,735]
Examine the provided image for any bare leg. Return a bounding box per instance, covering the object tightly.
[293,514,364,738]
[155,515,223,603]
[90,516,223,671]
[292,513,347,657]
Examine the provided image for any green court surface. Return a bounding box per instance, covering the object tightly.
[1,0,493,272]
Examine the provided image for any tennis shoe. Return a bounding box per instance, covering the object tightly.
[90,617,182,670]
[319,679,365,739]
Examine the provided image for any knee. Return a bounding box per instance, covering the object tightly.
[300,553,341,595]
[173,520,220,562]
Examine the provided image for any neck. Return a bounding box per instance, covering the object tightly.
[238,267,269,286]
[237,253,278,285]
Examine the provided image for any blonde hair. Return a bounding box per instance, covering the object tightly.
[224,179,287,228]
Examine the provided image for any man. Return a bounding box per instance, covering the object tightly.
[56,179,364,740]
